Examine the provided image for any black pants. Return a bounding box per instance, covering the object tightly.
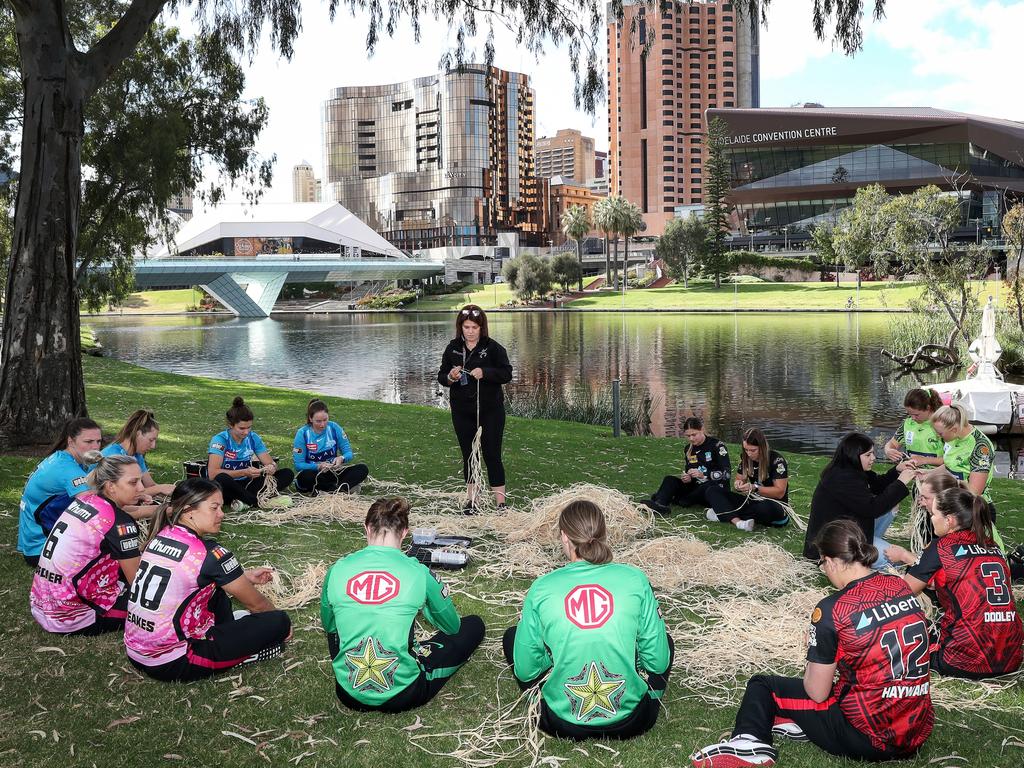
[652,476,722,509]
[733,675,898,761]
[336,615,485,713]
[69,586,129,637]
[452,406,506,487]
[214,468,294,507]
[705,485,789,525]
[133,590,291,682]
[295,464,369,494]
[23,554,39,568]
[502,626,672,741]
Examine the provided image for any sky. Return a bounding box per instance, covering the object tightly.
[173,0,1024,210]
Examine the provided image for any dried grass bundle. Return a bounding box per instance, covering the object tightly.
[258,561,328,610]
[623,537,818,595]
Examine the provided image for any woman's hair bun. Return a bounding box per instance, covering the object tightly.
[232,396,246,407]
[81,450,103,464]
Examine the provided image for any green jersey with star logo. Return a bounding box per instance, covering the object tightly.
[321,545,461,705]
[512,560,669,726]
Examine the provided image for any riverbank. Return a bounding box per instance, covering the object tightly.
[2,359,1021,767]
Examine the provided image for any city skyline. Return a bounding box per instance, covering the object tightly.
[179,0,1024,212]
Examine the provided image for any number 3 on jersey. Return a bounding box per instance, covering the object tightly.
[129,561,172,611]
[980,561,1011,606]
[879,620,929,680]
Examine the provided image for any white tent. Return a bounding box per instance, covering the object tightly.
[149,201,405,259]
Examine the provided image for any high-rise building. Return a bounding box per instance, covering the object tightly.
[322,65,549,251]
[168,193,193,221]
[608,0,759,235]
[595,149,609,180]
[292,162,319,203]
[535,128,597,184]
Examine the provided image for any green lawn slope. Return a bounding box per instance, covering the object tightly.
[0,357,1021,767]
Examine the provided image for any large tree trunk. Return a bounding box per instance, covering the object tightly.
[0,9,88,446]
[622,236,629,292]
[612,238,619,289]
[604,236,610,284]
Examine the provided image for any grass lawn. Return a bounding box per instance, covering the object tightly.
[1,358,1023,767]
[412,283,520,310]
[83,289,205,315]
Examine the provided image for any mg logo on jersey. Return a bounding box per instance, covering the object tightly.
[564,584,614,629]
[347,571,400,605]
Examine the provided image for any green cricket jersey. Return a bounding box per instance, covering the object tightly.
[321,545,460,705]
[943,427,995,503]
[512,560,670,727]
[893,417,943,458]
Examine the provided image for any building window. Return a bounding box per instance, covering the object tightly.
[641,138,648,213]
[723,35,733,41]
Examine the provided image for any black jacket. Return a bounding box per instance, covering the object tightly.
[804,465,910,560]
[684,436,732,486]
[437,337,513,412]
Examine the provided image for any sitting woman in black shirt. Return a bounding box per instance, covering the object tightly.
[643,417,731,516]
[804,431,917,567]
[704,428,791,532]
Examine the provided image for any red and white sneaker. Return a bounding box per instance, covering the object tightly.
[691,736,778,767]
[772,717,807,741]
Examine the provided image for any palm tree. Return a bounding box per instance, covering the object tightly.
[560,204,592,292]
[593,197,615,286]
[604,196,631,289]
[619,201,644,291]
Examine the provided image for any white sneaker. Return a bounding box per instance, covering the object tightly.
[240,643,285,665]
[230,499,247,513]
[771,718,807,741]
[734,518,756,532]
[691,736,777,767]
[705,508,719,522]
[262,495,293,510]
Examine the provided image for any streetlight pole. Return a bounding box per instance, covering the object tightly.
[783,226,789,252]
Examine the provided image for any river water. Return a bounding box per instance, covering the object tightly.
[88,311,989,460]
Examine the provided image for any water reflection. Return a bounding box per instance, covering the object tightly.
[88,312,1012,466]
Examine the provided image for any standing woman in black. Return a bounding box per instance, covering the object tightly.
[437,305,513,511]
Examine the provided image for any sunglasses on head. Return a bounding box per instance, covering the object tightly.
[460,309,481,317]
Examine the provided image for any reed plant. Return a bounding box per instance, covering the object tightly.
[505,379,658,435]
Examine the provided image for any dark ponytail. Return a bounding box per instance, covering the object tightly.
[226,396,254,425]
[47,417,101,456]
[904,388,943,413]
[147,478,222,546]
[365,497,410,535]
[114,409,159,453]
[935,487,995,547]
[815,519,878,568]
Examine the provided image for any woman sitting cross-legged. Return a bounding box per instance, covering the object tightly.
[321,497,485,712]
[643,416,731,516]
[804,431,918,569]
[504,500,673,740]
[704,428,791,532]
[292,398,369,496]
[887,485,1024,680]
[124,478,292,681]
[30,455,144,636]
[691,520,933,767]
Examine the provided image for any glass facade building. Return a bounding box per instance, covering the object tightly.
[323,66,549,250]
[708,107,1024,236]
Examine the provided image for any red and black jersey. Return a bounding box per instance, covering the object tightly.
[908,530,1024,676]
[807,572,933,754]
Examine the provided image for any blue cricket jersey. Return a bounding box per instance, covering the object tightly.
[18,451,93,556]
[292,421,353,471]
[207,430,268,471]
[101,441,149,473]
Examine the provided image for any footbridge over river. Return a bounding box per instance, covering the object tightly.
[124,256,444,317]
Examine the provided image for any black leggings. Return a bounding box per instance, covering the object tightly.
[132,590,291,682]
[295,464,369,494]
[213,468,294,507]
[68,586,129,637]
[705,485,789,525]
[335,615,485,713]
[502,626,673,741]
[652,476,722,509]
[733,675,901,761]
[452,406,506,487]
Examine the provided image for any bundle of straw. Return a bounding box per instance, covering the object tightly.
[258,561,329,610]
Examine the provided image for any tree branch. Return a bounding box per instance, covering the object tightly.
[81,0,169,97]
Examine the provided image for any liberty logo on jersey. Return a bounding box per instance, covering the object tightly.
[564,584,614,629]
[347,571,400,604]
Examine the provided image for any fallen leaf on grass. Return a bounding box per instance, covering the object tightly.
[354,740,370,746]
[402,716,426,732]
[34,646,66,656]
[106,716,141,730]
[222,730,258,746]
[163,755,183,761]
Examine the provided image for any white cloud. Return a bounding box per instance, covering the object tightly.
[757,2,837,80]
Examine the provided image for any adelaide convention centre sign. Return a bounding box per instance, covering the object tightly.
[725,126,838,146]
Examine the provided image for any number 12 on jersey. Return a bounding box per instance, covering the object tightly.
[879,620,929,680]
